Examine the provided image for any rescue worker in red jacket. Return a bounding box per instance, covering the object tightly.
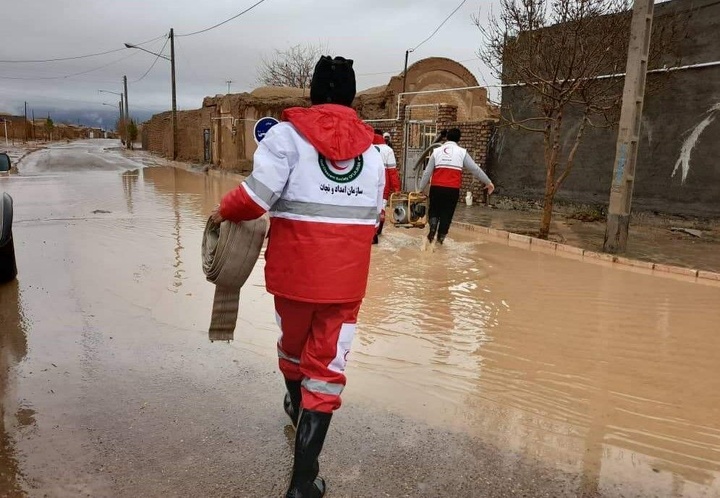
[418,127,495,244]
[372,129,401,243]
[211,56,384,498]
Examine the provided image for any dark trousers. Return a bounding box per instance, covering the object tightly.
[429,186,460,236]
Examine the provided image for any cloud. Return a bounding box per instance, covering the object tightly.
[1,0,498,116]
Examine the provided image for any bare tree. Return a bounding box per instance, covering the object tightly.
[257,43,327,89]
[115,117,128,145]
[477,0,685,239]
[44,117,54,141]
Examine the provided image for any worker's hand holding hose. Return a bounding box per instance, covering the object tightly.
[484,183,496,196]
[210,205,225,225]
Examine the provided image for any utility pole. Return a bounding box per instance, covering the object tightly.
[603,0,655,253]
[123,75,130,148]
[31,109,35,140]
[119,100,124,131]
[402,49,413,95]
[170,28,178,160]
[123,31,176,157]
[23,102,27,143]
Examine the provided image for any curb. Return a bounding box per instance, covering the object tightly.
[15,146,45,168]
[453,221,720,285]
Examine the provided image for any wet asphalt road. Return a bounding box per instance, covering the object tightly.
[1,141,719,497]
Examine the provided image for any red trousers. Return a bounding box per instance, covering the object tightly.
[275,297,362,413]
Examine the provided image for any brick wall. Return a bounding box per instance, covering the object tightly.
[437,106,494,203]
[450,122,494,202]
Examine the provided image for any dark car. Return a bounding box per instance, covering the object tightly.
[0,153,11,173]
[0,192,17,282]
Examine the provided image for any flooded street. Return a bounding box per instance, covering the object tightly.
[1,140,719,497]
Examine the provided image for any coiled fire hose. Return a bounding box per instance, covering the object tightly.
[202,216,268,341]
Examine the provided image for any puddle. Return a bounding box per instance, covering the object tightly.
[1,148,719,496]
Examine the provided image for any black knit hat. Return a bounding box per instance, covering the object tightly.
[310,56,356,107]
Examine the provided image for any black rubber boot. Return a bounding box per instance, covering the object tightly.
[284,379,302,430]
[437,233,446,245]
[285,410,332,498]
[427,217,439,242]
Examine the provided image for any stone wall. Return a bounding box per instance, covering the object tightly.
[491,0,720,217]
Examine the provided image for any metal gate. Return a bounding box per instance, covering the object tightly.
[403,120,437,191]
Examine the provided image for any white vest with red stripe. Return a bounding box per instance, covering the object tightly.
[430,141,467,189]
[375,143,397,168]
[248,123,385,303]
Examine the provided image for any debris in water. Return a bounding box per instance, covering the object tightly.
[670,227,702,238]
[92,209,111,214]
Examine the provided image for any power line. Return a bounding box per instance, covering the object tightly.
[177,0,270,37]
[0,34,166,64]
[0,51,141,81]
[131,35,170,83]
[411,0,467,52]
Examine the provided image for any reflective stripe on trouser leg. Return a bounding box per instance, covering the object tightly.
[274,297,314,382]
[300,301,362,413]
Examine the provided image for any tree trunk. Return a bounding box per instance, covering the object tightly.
[539,188,555,239]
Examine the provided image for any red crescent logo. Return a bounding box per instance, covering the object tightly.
[443,146,451,154]
[330,159,350,171]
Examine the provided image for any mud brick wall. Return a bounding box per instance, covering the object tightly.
[142,109,207,163]
[143,111,172,157]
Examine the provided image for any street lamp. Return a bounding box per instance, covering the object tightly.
[102,102,124,139]
[124,30,177,160]
[99,89,124,124]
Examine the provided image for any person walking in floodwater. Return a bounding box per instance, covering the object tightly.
[211,56,384,498]
[418,128,495,244]
[372,128,401,244]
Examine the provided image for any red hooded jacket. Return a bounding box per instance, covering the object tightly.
[219,104,384,303]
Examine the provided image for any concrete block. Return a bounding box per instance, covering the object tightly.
[698,270,720,281]
[653,264,698,277]
[616,256,654,270]
[508,233,532,245]
[531,238,557,252]
[584,251,617,263]
[556,244,584,256]
[488,228,510,239]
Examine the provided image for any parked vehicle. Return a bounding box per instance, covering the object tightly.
[0,192,17,283]
[0,153,11,174]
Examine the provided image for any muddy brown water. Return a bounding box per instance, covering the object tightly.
[0,141,719,497]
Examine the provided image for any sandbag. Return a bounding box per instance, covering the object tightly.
[202,216,268,341]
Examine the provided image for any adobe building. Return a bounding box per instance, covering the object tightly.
[142,57,499,201]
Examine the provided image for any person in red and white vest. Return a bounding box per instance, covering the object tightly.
[418,127,495,244]
[211,56,384,498]
[372,129,401,243]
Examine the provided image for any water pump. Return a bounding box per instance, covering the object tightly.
[388,192,428,229]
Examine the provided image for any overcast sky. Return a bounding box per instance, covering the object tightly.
[0,0,501,121]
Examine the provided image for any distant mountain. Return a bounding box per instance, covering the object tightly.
[19,107,158,131]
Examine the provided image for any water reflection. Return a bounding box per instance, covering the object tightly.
[459,249,720,496]
[120,169,139,215]
[138,164,720,496]
[0,280,28,496]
